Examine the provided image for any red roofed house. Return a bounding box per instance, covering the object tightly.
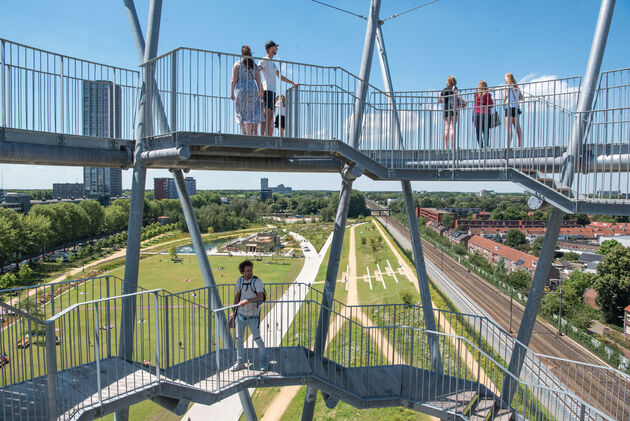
[468,235,559,284]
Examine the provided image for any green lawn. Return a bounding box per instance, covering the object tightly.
[354,223,420,306]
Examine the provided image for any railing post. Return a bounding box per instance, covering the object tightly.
[49,284,55,317]
[1,39,6,128]
[59,57,64,135]
[93,302,103,407]
[45,321,58,421]
[217,53,221,133]
[214,311,220,391]
[154,291,160,381]
[106,276,112,357]
[170,51,177,132]
[164,294,169,367]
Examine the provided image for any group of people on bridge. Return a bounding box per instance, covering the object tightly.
[231,40,297,137]
[439,73,524,149]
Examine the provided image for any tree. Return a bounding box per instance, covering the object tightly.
[563,270,595,297]
[597,239,621,256]
[507,270,531,290]
[104,205,128,233]
[593,245,630,325]
[169,245,178,260]
[79,200,105,236]
[441,213,455,229]
[22,212,53,256]
[530,237,544,256]
[505,229,527,249]
[348,190,368,218]
[0,209,23,268]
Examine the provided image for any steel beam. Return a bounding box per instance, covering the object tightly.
[302,2,380,418]
[561,0,616,188]
[302,173,354,421]
[0,140,131,167]
[500,207,564,405]
[375,25,403,150]
[140,156,342,172]
[348,0,381,149]
[139,146,190,162]
[116,2,162,420]
[401,181,443,372]
[172,169,258,420]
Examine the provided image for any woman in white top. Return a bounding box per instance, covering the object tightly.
[503,73,523,147]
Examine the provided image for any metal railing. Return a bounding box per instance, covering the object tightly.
[0,38,139,140]
[144,47,391,147]
[0,279,626,420]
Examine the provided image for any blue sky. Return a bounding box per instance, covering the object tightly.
[1,0,629,193]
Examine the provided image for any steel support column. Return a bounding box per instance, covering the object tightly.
[500,207,564,404]
[561,0,615,187]
[401,181,443,372]
[172,170,257,420]
[375,25,403,151]
[116,2,162,420]
[302,2,380,419]
[375,23,442,372]
[348,0,381,149]
[301,174,354,421]
[502,0,615,407]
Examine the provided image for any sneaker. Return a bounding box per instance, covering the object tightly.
[230,362,245,372]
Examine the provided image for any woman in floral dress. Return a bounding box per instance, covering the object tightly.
[231,45,264,135]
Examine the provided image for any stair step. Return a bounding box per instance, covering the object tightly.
[521,168,538,175]
[468,398,514,421]
[462,392,480,416]
[537,177,555,187]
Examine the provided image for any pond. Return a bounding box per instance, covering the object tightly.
[176,238,229,254]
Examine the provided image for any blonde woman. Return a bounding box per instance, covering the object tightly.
[438,76,467,149]
[473,81,493,148]
[503,73,523,147]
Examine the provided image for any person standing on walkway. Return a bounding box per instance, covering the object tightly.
[503,72,523,147]
[231,45,264,135]
[438,76,466,149]
[473,80,493,147]
[231,260,267,372]
[258,41,298,136]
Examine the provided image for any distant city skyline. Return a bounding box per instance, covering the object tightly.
[1,0,629,192]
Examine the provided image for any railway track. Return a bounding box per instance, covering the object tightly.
[374,213,630,419]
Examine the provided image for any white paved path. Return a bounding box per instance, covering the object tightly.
[182,230,333,421]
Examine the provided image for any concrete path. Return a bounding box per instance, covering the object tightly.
[182,230,333,421]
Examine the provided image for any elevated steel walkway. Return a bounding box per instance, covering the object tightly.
[1,4,630,418]
[1,39,629,215]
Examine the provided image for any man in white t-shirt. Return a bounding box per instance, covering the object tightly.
[230,260,267,372]
[258,40,298,136]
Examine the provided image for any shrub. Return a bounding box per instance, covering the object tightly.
[400,290,415,306]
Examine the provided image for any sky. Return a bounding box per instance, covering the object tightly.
[1,0,629,193]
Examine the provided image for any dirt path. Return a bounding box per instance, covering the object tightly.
[372,220,498,394]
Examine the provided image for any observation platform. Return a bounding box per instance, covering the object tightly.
[1,40,629,215]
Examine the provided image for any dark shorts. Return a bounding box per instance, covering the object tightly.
[263,90,276,110]
[443,110,457,120]
[505,107,520,117]
[274,115,285,129]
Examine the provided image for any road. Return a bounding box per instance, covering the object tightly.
[376,214,630,420]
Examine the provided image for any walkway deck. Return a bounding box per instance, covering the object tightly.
[0,348,495,421]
